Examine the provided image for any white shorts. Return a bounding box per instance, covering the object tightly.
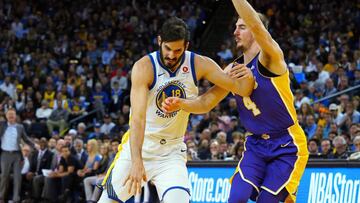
[103,134,190,202]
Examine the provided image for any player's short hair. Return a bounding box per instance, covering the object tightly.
[159,17,190,43]
[238,12,269,29]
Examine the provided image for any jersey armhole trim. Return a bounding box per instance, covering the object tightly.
[190,52,197,86]
[148,54,157,90]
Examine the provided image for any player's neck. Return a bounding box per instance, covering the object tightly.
[243,43,260,64]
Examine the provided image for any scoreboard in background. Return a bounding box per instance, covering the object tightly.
[187,161,360,203]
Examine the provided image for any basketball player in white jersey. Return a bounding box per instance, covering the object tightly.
[98,17,255,203]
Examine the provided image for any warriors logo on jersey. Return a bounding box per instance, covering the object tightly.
[155,80,187,118]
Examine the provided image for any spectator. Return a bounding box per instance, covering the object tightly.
[48,138,57,153]
[40,139,65,201]
[46,100,69,136]
[198,139,211,160]
[348,136,360,160]
[77,122,87,140]
[332,136,351,159]
[87,123,104,141]
[29,138,53,202]
[35,100,53,121]
[100,114,115,135]
[338,103,360,129]
[217,44,233,62]
[229,139,244,161]
[47,145,81,202]
[210,140,221,160]
[0,76,15,98]
[304,115,317,138]
[83,143,110,202]
[294,89,310,109]
[73,138,88,168]
[320,139,333,159]
[21,145,32,199]
[109,139,120,160]
[77,139,101,178]
[186,140,199,161]
[101,43,116,65]
[111,69,128,91]
[308,138,322,159]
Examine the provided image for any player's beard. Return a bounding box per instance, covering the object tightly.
[159,47,185,71]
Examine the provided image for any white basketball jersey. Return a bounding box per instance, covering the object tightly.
[145,50,198,140]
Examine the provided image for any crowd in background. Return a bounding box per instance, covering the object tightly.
[0,0,359,202]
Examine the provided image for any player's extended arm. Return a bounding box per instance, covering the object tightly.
[162,63,252,114]
[162,85,229,114]
[196,55,254,96]
[232,0,286,75]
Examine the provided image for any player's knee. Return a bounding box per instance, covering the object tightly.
[162,188,190,203]
[228,192,249,203]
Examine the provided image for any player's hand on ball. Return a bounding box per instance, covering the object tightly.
[161,97,181,113]
[124,161,147,195]
[229,63,253,80]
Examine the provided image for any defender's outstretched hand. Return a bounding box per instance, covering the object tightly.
[161,97,182,113]
[229,63,253,80]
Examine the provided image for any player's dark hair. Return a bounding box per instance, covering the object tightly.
[159,17,190,43]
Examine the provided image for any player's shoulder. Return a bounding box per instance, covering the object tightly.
[131,55,154,81]
[135,55,152,68]
[193,53,216,66]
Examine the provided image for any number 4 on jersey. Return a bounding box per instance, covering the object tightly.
[243,97,261,116]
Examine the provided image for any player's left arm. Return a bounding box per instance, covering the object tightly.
[232,0,287,75]
[195,55,254,97]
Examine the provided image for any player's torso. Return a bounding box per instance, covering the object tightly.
[234,54,297,134]
[145,51,198,140]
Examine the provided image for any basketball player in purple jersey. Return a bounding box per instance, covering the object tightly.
[162,0,309,202]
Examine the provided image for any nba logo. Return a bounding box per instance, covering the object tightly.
[182,66,189,73]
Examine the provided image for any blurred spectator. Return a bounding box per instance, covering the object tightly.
[77,122,87,139]
[87,123,104,141]
[35,100,52,121]
[217,44,233,62]
[46,100,69,136]
[320,138,333,159]
[77,139,101,178]
[186,140,199,161]
[294,90,310,109]
[304,115,317,138]
[100,114,115,135]
[332,136,351,159]
[73,138,88,168]
[109,139,120,159]
[348,136,360,160]
[21,145,32,199]
[338,103,360,130]
[229,139,244,161]
[308,138,322,159]
[210,140,221,160]
[0,76,15,98]
[48,138,57,153]
[47,145,81,202]
[29,138,53,202]
[83,143,110,202]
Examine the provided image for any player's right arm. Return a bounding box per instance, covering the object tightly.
[124,56,151,194]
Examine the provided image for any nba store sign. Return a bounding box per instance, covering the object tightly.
[187,166,360,203]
